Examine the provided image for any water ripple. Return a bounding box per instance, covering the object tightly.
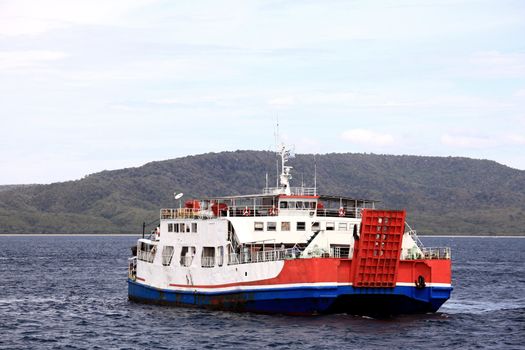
[0,236,523,350]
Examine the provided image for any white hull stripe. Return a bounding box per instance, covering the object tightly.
[396,282,451,288]
[150,282,452,293]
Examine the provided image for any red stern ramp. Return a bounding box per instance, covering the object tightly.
[352,209,406,288]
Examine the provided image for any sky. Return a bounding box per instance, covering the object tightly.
[0,0,524,184]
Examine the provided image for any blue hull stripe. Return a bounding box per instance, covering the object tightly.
[128,280,452,315]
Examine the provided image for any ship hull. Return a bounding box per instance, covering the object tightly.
[128,279,452,316]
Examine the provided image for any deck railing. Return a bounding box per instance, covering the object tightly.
[262,186,317,196]
[330,246,353,258]
[160,206,368,219]
[421,247,451,259]
[227,247,301,265]
[403,247,451,260]
[201,256,215,268]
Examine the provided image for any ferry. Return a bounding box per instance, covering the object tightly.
[127,145,452,316]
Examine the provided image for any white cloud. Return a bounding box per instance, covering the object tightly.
[467,51,525,78]
[0,50,67,70]
[0,0,156,36]
[341,128,395,146]
[440,133,495,148]
[268,96,296,107]
[506,134,525,145]
[514,89,525,98]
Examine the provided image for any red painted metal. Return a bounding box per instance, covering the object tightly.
[352,209,406,288]
[165,258,451,290]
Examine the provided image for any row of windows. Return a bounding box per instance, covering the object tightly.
[254,221,354,232]
[279,201,316,209]
[156,245,225,268]
[167,222,198,233]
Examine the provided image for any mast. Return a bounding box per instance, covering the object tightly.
[278,143,293,195]
[314,154,317,196]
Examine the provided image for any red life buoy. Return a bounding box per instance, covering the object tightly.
[269,206,278,216]
[243,206,251,216]
[338,207,346,217]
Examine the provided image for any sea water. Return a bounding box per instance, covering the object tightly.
[0,236,523,349]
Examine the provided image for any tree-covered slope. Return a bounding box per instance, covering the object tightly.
[0,151,523,234]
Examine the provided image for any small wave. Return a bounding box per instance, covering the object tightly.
[441,299,525,315]
[0,297,62,305]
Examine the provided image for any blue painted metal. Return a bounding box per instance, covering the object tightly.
[128,279,453,315]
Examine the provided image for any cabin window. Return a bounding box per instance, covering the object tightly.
[186,223,191,233]
[254,222,264,231]
[174,223,180,233]
[326,222,335,231]
[281,222,290,231]
[201,247,215,268]
[180,246,195,267]
[137,242,156,263]
[267,222,277,231]
[192,222,198,233]
[280,201,288,209]
[338,222,347,231]
[180,223,186,233]
[162,246,174,266]
[297,222,305,231]
[312,222,320,231]
[168,223,173,232]
[217,246,224,267]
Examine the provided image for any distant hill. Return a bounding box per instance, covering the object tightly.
[0,184,37,192]
[0,151,524,235]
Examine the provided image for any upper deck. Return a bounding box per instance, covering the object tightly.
[160,192,378,220]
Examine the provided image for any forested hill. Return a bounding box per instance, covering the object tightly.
[1,151,524,235]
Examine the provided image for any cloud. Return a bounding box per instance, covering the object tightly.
[506,134,525,145]
[467,51,525,78]
[441,130,525,149]
[440,133,495,148]
[341,128,395,146]
[514,89,525,98]
[268,96,296,107]
[0,50,67,70]
[267,92,375,108]
[0,0,156,36]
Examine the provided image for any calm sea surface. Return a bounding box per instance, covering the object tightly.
[0,236,523,349]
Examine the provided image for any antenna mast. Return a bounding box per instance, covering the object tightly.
[314,154,317,195]
[275,118,279,187]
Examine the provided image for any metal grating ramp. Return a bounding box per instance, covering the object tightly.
[352,209,406,288]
